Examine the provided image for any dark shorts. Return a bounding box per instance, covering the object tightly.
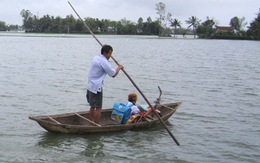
[86,90,103,108]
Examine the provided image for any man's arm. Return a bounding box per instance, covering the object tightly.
[112,64,124,77]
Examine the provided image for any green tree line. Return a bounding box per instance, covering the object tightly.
[1,2,259,40]
[0,21,20,31]
[195,12,260,40]
[19,9,161,35]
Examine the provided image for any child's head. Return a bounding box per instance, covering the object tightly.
[128,93,138,103]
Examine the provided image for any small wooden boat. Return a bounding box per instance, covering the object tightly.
[29,102,181,134]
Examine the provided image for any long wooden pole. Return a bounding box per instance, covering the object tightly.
[68,1,180,146]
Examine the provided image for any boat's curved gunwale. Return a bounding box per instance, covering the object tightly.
[29,102,181,134]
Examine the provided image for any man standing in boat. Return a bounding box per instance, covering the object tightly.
[87,45,124,125]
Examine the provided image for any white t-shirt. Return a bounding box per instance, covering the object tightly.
[127,102,140,114]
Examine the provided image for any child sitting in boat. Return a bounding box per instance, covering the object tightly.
[126,93,140,115]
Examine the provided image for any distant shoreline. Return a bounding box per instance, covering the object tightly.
[0,31,255,41]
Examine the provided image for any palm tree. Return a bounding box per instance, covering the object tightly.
[247,11,260,40]
[230,16,247,31]
[186,16,201,38]
[170,19,181,37]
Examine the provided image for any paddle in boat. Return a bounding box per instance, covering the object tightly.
[29,88,181,134]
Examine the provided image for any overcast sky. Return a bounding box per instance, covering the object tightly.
[1,0,259,28]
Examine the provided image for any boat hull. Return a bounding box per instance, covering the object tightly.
[29,102,181,134]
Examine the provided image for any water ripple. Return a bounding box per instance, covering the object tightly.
[1,35,260,162]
